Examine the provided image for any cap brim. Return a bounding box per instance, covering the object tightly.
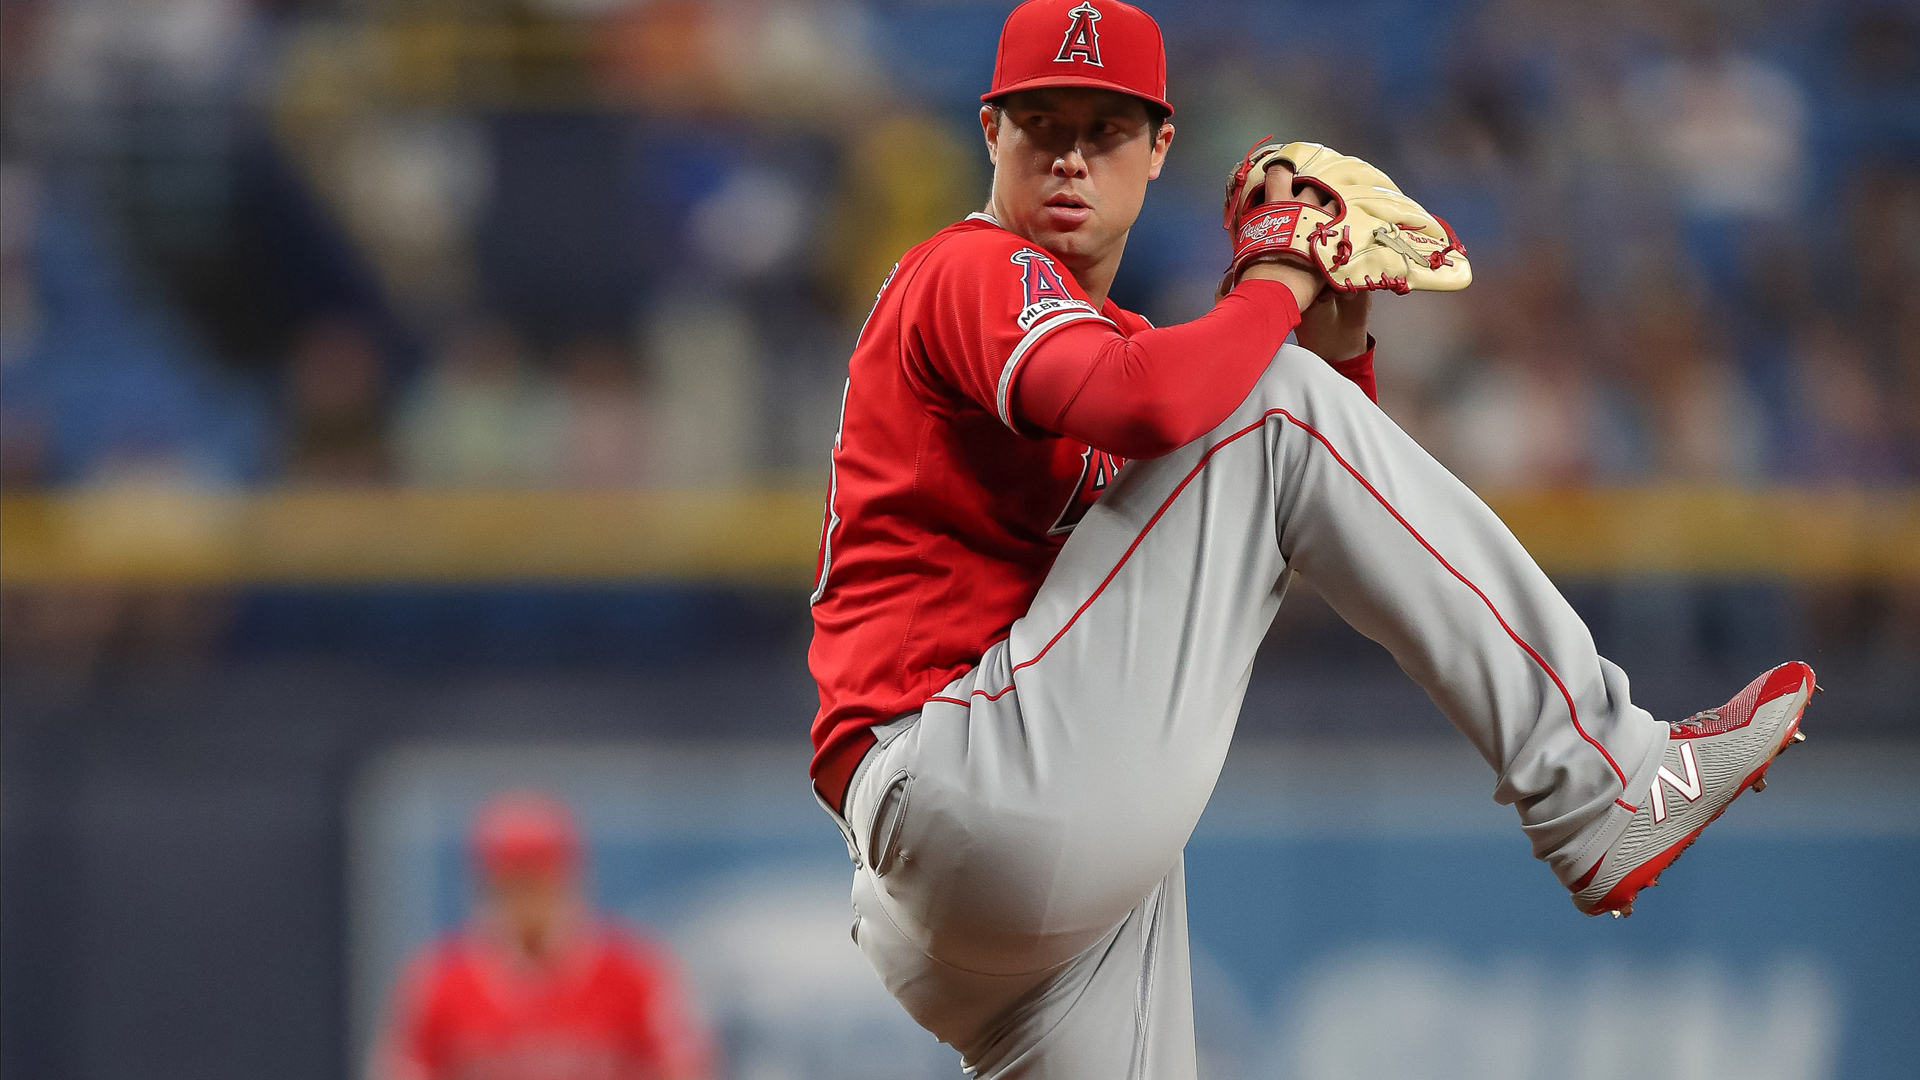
[982,75,1173,116]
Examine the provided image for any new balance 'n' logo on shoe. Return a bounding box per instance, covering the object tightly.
[1569,661,1818,918]
[1648,741,1702,824]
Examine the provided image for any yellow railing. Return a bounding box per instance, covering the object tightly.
[2,487,1916,585]
[1482,488,1920,579]
[0,490,825,586]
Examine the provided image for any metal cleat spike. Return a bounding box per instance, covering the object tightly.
[1751,776,1767,792]
[1791,730,1807,743]
[1610,909,1623,919]
[1813,683,1825,694]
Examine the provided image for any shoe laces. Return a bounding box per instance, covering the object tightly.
[1671,706,1746,737]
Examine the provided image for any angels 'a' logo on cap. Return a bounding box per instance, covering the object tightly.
[1055,2,1104,67]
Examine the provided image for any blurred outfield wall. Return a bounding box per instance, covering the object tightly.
[354,738,1919,1080]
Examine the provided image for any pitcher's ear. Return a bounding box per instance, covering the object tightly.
[1147,121,1175,181]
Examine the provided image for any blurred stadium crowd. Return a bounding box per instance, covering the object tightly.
[1,0,1915,496]
[3,0,1917,686]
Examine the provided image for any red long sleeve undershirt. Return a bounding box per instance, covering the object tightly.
[1012,280,1377,459]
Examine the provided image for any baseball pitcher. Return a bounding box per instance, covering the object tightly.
[805,2,1816,1074]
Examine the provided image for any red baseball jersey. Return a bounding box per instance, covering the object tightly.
[379,922,711,1080]
[808,214,1150,808]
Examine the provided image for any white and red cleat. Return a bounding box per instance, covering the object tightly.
[1570,661,1818,918]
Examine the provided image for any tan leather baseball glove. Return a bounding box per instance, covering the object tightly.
[1222,138,1470,295]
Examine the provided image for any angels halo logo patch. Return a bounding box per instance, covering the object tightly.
[1056,2,1104,66]
[1010,248,1091,330]
[1011,248,1074,306]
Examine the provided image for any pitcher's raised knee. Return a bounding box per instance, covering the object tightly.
[1249,342,1365,412]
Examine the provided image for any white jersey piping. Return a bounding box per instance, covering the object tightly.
[994,309,1114,431]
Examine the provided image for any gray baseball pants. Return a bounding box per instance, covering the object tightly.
[822,343,1671,1077]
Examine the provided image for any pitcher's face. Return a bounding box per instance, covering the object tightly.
[983,88,1172,275]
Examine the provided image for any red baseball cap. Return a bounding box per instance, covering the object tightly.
[472,790,581,880]
[983,0,1173,116]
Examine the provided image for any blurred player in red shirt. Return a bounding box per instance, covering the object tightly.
[374,791,714,1080]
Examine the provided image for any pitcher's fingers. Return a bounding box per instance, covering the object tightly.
[1262,162,1299,205]
[1264,162,1333,209]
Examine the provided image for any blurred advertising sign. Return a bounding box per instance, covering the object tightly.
[352,741,1918,1080]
